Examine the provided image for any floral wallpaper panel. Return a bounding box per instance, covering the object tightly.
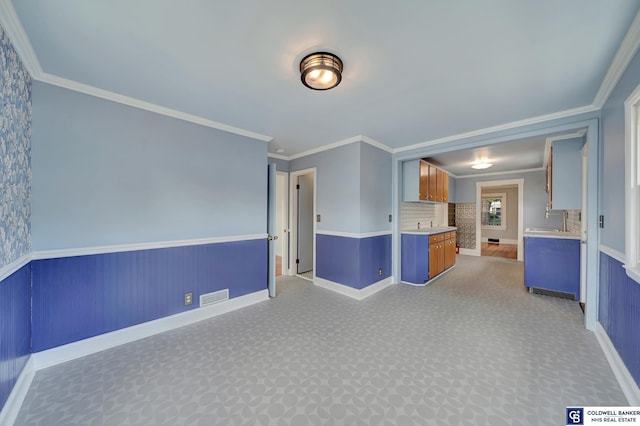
[0,23,32,269]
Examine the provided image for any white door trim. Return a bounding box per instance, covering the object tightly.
[289,168,317,277]
[475,179,524,261]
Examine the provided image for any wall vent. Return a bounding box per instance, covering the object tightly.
[200,289,229,307]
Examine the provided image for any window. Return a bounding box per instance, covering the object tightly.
[624,82,640,283]
[481,193,506,230]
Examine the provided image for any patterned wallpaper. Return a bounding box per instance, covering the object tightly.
[455,203,476,249]
[0,24,32,268]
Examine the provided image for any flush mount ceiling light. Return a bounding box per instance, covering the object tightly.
[300,52,343,90]
[471,160,493,170]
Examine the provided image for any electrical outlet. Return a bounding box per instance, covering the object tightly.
[184,292,193,306]
[316,214,321,222]
[378,267,383,277]
[388,214,392,223]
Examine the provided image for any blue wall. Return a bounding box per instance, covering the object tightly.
[599,253,640,387]
[598,44,640,389]
[31,82,267,250]
[31,239,266,351]
[453,170,563,230]
[0,23,32,412]
[0,265,31,410]
[360,143,392,233]
[290,142,361,233]
[316,234,391,289]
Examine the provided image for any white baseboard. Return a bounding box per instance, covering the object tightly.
[32,289,269,370]
[595,322,640,405]
[314,277,394,301]
[0,356,35,426]
[458,248,478,256]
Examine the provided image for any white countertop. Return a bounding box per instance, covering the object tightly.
[402,226,457,235]
[523,228,581,240]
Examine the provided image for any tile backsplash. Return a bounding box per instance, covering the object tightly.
[400,202,445,230]
[566,210,581,234]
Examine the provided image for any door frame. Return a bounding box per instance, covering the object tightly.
[276,171,289,277]
[289,168,317,277]
[475,179,524,261]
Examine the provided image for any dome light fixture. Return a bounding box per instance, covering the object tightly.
[471,160,493,170]
[300,52,343,90]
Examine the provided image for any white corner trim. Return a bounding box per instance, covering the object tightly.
[593,9,640,108]
[267,152,289,160]
[314,276,394,301]
[32,289,269,370]
[287,134,393,161]
[360,135,394,153]
[595,322,640,405]
[394,105,598,154]
[38,73,272,142]
[599,244,627,265]
[0,356,35,426]
[0,0,43,76]
[31,234,267,260]
[316,230,392,239]
[0,253,31,282]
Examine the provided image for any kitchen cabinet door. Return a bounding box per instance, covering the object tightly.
[444,235,456,270]
[428,164,437,201]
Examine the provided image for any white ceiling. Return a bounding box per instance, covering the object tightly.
[4,0,640,169]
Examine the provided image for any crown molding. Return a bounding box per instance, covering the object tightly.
[0,0,273,143]
[592,9,640,108]
[0,0,42,76]
[38,72,273,142]
[455,167,545,180]
[394,104,598,155]
[287,134,392,161]
[267,152,289,160]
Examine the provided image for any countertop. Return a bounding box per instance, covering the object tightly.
[523,228,581,240]
[402,226,457,235]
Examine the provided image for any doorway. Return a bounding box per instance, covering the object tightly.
[290,168,316,280]
[275,172,288,277]
[476,179,524,261]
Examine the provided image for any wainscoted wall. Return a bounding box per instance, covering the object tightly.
[0,265,31,410]
[599,252,640,388]
[31,238,267,352]
[0,21,32,414]
[316,233,391,290]
[455,203,476,249]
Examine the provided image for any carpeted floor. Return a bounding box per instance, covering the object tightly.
[15,255,625,425]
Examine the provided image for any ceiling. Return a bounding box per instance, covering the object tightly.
[4,0,640,170]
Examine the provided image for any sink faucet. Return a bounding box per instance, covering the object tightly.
[544,207,568,232]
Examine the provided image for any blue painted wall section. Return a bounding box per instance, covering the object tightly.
[31,239,266,352]
[599,252,640,388]
[316,234,391,290]
[523,237,580,298]
[401,234,429,284]
[0,265,31,409]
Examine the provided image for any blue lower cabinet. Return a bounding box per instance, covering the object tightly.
[401,234,429,284]
[524,237,580,299]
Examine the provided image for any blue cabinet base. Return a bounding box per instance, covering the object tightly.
[524,237,580,300]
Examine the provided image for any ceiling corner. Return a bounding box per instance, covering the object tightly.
[592,8,640,108]
[0,0,43,77]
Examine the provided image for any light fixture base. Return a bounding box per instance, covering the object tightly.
[300,52,343,91]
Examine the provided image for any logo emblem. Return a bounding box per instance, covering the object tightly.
[566,407,584,425]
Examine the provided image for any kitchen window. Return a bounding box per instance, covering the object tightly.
[624,82,640,284]
[481,193,506,230]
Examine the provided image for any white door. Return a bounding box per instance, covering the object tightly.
[267,163,277,297]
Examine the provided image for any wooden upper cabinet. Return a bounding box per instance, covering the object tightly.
[442,171,449,203]
[428,164,437,201]
[402,159,450,203]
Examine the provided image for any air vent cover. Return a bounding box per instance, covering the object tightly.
[199,289,229,307]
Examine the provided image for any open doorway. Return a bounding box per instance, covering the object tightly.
[289,168,316,281]
[476,179,524,261]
